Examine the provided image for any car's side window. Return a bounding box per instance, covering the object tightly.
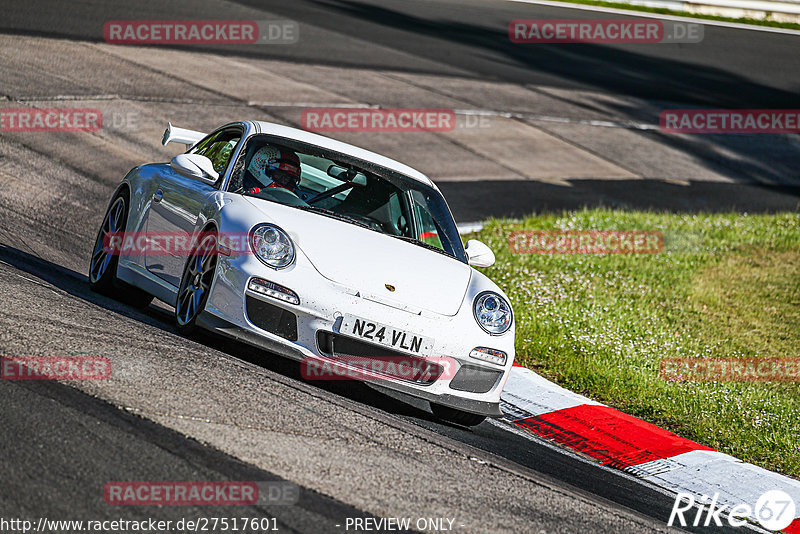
[190,132,220,156]
[415,204,444,250]
[193,129,242,175]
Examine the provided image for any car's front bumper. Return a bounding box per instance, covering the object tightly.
[197,311,504,417]
[203,251,514,417]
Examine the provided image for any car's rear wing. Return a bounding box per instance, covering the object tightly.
[161,122,206,150]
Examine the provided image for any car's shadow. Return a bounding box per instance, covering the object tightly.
[2,244,741,533]
[0,244,471,429]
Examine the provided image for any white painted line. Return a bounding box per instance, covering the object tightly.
[687,0,800,15]
[14,94,122,101]
[248,102,378,108]
[501,365,603,417]
[456,221,485,234]
[506,0,800,35]
[10,94,239,106]
[455,108,660,130]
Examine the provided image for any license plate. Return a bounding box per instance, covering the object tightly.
[340,315,434,356]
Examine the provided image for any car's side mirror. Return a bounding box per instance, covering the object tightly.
[171,153,219,184]
[465,239,495,267]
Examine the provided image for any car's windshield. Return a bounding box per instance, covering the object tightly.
[228,135,467,263]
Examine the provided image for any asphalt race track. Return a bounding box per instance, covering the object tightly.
[0,1,798,533]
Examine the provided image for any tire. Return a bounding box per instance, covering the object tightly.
[88,191,153,309]
[175,231,218,335]
[431,403,486,427]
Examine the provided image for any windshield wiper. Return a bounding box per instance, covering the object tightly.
[391,234,455,258]
[293,205,373,230]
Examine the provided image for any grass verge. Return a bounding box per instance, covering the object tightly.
[470,210,800,477]
[538,0,800,30]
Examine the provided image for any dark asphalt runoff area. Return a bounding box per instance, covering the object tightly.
[0,0,797,533]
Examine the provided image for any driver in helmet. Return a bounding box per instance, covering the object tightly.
[244,144,302,194]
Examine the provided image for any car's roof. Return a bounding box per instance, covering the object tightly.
[251,120,435,188]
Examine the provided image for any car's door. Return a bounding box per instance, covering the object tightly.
[145,127,242,287]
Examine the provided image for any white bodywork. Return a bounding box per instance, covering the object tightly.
[111,120,515,416]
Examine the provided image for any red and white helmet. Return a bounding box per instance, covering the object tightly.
[247,145,302,190]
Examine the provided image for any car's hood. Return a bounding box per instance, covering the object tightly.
[244,198,471,316]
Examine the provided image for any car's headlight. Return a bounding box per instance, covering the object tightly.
[250,224,294,269]
[473,292,513,335]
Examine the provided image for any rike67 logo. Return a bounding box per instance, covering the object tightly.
[668,490,796,531]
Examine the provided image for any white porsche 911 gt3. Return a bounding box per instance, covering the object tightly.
[89,120,514,426]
